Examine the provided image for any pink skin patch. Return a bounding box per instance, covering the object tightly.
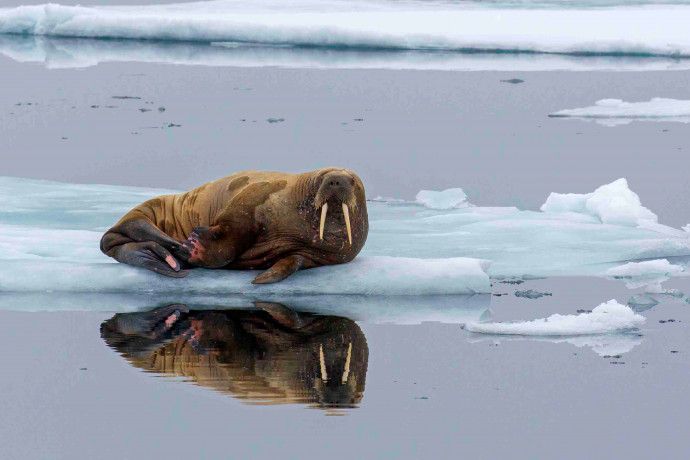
[183,233,204,263]
[189,320,203,344]
[164,313,179,327]
[164,255,177,269]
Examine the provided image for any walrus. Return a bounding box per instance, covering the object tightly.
[100,168,368,284]
[101,302,369,409]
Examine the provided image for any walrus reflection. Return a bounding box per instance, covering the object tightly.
[101,303,368,410]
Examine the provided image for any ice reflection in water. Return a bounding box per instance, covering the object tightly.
[101,302,368,412]
[468,332,644,357]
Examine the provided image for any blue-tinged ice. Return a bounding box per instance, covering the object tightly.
[2,2,690,59]
[1,175,689,294]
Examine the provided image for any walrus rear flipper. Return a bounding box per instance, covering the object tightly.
[111,241,190,278]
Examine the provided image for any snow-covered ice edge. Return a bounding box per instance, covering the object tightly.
[0,257,493,295]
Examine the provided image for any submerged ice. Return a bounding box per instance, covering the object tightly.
[466,300,646,336]
[1,175,689,293]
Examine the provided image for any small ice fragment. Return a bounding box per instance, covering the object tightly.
[466,300,644,336]
[607,259,684,278]
[627,295,659,312]
[549,98,690,125]
[267,118,285,123]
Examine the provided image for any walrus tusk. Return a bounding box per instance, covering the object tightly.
[342,203,352,245]
[319,203,328,241]
[319,344,328,382]
[342,342,352,384]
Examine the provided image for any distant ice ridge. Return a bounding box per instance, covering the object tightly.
[415,188,471,210]
[466,300,645,335]
[550,98,690,126]
[2,2,690,59]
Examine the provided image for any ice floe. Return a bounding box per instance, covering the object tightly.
[607,259,685,293]
[2,2,690,60]
[465,300,646,335]
[549,98,690,125]
[2,175,690,294]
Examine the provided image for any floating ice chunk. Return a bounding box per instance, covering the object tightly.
[606,259,684,278]
[541,178,657,227]
[607,259,685,292]
[550,98,690,125]
[466,300,645,336]
[0,257,492,296]
[415,188,470,210]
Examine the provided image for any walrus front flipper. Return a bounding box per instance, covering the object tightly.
[182,226,237,269]
[252,255,308,284]
[111,242,189,278]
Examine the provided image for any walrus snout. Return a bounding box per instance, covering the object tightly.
[314,171,357,245]
[314,171,357,209]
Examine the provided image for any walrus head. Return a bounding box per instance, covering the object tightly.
[308,168,366,252]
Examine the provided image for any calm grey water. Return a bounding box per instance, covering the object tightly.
[2,56,689,226]
[1,277,689,459]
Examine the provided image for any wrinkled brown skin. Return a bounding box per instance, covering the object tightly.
[100,303,369,409]
[100,168,368,283]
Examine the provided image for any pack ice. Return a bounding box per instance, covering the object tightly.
[1,176,689,295]
[2,2,690,58]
